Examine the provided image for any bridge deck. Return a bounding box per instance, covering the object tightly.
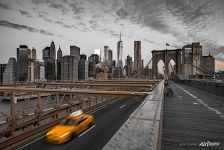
[162,81,224,150]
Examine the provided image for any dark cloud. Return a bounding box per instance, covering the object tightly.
[38,14,44,18]
[31,0,49,5]
[116,8,128,19]
[114,0,172,34]
[63,24,73,28]
[48,2,69,14]
[38,11,74,29]
[32,0,69,14]
[38,14,53,23]
[19,10,32,18]
[165,0,213,24]
[55,20,75,29]
[69,2,84,14]
[0,20,55,36]
[88,20,100,31]
[55,20,63,25]
[0,2,10,9]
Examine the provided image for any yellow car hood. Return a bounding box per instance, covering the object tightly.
[48,125,74,136]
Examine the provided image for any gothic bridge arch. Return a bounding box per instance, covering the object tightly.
[152,49,182,79]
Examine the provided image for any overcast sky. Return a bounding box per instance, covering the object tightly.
[0,0,224,70]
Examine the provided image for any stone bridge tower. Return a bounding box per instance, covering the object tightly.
[152,49,182,79]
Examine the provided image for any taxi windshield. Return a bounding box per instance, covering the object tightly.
[60,118,78,126]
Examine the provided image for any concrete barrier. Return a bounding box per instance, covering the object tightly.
[102,80,164,150]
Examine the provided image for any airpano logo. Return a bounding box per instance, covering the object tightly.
[199,141,220,147]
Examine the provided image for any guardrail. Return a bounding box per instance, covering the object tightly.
[102,80,164,150]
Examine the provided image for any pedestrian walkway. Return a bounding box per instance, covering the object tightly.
[162,81,224,150]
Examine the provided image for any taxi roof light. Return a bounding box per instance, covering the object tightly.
[70,110,83,117]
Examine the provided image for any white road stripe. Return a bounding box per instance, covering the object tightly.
[17,135,45,150]
[175,84,223,120]
[78,125,95,137]
[120,105,126,109]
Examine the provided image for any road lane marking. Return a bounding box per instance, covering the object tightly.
[120,105,126,109]
[175,84,224,120]
[78,125,95,137]
[89,98,121,114]
[89,106,107,114]
[17,135,45,150]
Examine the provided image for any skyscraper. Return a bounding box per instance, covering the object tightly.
[34,61,45,81]
[43,41,56,80]
[27,48,36,82]
[117,33,123,69]
[0,64,6,84]
[57,46,63,61]
[134,41,142,71]
[104,46,113,67]
[16,45,30,81]
[108,49,113,67]
[88,54,100,77]
[78,55,88,80]
[57,46,63,80]
[125,55,133,77]
[104,46,109,64]
[61,55,78,81]
[70,45,80,59]
[3,57,17,85]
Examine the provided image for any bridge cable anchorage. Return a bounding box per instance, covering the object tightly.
[132,58,152,78]
[190,64,214,76]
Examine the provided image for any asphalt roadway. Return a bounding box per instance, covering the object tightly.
[162,81,224,150]
[19,96,144,150]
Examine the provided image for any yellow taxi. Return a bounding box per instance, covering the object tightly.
[46,110,94,144]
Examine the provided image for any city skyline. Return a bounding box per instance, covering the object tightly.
[0,0,224,71]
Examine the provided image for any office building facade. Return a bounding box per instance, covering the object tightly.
[0,64,7,84]
[78,59,88,80]
[134,41,142,71]
[104,46,113,67]
[27,48,36,82]
[88,54,100,77]
[3,57,17,85]
[16,45,30,81]
[34,61,45,81]
[70,46,80,59]
[43,41,56,80]
[61,55,78,81]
